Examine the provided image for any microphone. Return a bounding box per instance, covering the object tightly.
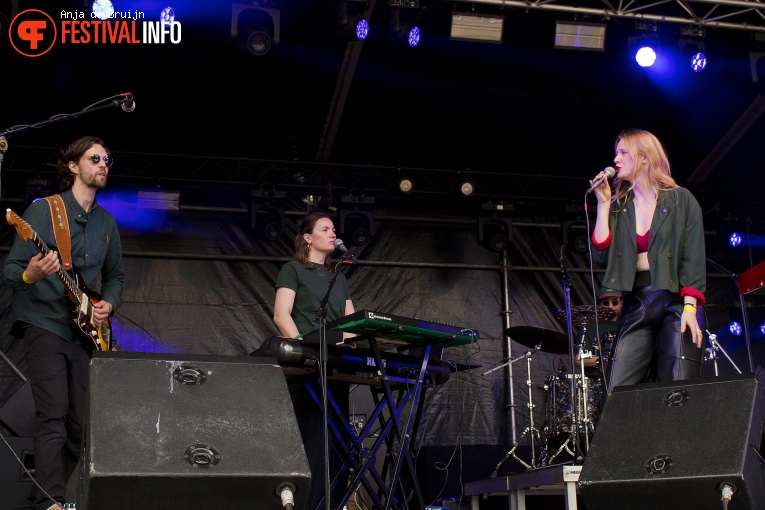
[585,166,616,194]
[334,239,356,261]
[120,93,135,113]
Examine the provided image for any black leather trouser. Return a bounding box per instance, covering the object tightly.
[604,282,704,394]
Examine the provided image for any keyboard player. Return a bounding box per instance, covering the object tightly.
[272,212,355,510]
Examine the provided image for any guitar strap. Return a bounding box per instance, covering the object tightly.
[44,195,73,270]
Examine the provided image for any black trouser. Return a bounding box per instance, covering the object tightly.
[289,379,349,510]
[23,326,89,510]
[605,282,703,393]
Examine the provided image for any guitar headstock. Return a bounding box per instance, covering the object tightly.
[6,209,34,242]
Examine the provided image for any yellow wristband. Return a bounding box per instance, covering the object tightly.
[683,304,696,314]
[21,271,35,285]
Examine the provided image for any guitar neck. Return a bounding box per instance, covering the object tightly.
[30,231,83,305]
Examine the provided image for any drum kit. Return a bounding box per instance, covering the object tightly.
[487,304,617,473]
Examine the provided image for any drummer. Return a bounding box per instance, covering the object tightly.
[575,287,622,378]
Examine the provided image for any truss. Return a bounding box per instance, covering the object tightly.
[452,0,765,32]
[0,145,594,209]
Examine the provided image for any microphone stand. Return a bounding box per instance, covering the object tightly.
[0,135,7,218]
[706,257,754,372]
[0,93,133,204]
[558,246,584,464]
[705,330,742,376]
[314,256,352,510]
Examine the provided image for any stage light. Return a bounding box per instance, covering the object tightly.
[399,178,414,193]
[478,202,513,252]
[730,321,743,336]
[482,222,509,252]
[554,21,606,51]
[337,0,370,41]
[562,220,589,254]
[92,0,114,20]
[251,190,286,241]
[339,195,375,246]
[243,28,272,55]
[390,7,421,47]
[629,33,660,68]
[408,26,421,47]
[680,38,707,73]
[729,232,742,247]
[160,6,175,26]
[450,12,503,43]
[690,52,707,72]
[231,2,280,56]
[459,181,475,197]
[636,46,657,67]
[760,323,765,335]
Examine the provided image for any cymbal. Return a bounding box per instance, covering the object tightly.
[554,305,616,326]
[506,326,569,354]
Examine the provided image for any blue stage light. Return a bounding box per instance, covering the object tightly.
[635,46,657,67]
[355,18,369,40]
[160,6,175,26]
[761,323,765,335]
[690,52,707,72]
[92,0,114,20]
[729,321,743,336]
[408,26,421,47]
[729,232,742,247]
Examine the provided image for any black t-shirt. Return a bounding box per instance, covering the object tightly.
[275,260,352,335]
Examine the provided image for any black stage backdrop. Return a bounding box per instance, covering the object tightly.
[0,203,761,502]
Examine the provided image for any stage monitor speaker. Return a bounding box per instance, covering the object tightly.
[0,436,34,510]
[78,352,310,510]
[579,371,765,510]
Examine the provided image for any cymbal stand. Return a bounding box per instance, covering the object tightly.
[575,325,596,447]
[484,345,542,473]
[705,330,742,376]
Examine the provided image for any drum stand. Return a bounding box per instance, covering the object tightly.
[484,345,543,473]
[547,326,596,463]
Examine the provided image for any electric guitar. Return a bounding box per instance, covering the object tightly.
[6,209,114,351]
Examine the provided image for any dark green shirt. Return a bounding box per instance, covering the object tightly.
[2,189,125,341]
[275,260,351,335]
[591,187,706,303]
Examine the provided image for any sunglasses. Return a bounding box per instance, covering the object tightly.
[599,298,622,307]
[86,154,113,167]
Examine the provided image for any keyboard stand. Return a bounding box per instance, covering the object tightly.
[303,335,433,510]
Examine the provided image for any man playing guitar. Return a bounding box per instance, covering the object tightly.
[2,136,125,510]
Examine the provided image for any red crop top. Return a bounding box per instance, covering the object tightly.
[637,231,649,253]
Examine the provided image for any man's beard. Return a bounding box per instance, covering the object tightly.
[85,174,107,190]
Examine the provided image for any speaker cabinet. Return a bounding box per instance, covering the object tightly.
[0,436,34,510]
[579,371,765,510]
[78,352,310,510]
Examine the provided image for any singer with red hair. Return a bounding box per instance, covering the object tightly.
[590,129,706,392]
